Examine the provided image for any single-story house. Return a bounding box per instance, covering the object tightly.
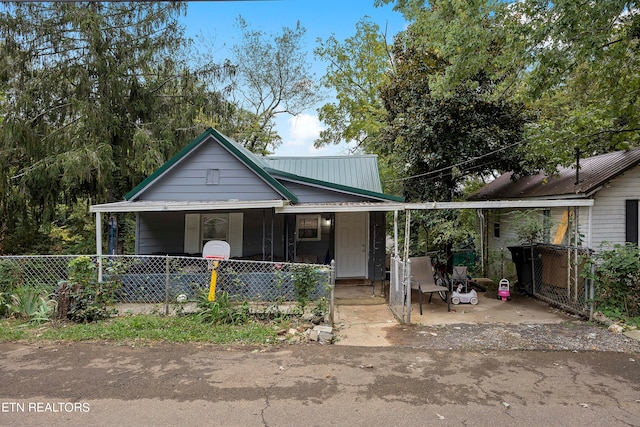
[467,147,640,278]
[90,128,404,281]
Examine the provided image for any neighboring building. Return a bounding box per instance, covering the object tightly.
[467,148,640,278]
[90,128,404,281]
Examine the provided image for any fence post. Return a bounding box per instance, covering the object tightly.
[329,259,335,326]
[164,255,170,315]
[405,258,412,324]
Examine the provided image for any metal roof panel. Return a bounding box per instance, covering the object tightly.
[469,148,640,200]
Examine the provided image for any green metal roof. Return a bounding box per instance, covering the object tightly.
[262,156,383,192]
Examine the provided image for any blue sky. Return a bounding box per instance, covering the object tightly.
[181,0,408,156]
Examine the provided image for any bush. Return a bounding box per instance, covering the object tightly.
[6,286,56,323]
[584,243,640,320]
[62,256,119,323]
[0,260,21,294]
[291,264,317,311]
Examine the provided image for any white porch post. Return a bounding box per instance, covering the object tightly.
[393,210,399,257]
[95,211,103,282]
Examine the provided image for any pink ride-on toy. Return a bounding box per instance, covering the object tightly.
[497,279,511,301]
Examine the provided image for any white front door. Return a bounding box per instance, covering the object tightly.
[335,212,368,278]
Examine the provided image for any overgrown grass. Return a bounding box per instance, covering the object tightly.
[0,315,288,345]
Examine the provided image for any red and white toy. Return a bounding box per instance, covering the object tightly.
[497,278,511,301]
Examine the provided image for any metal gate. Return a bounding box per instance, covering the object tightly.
[530,244,593,317]
[388,255,410,323]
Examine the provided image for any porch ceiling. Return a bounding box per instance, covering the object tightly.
[89,199,286,213]
[90,198,594,214]
[405,199,595,210]
[275,201,406,213]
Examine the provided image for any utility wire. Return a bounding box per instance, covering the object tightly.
[385,140,524,183]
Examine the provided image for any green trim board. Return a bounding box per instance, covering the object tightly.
[125,127,402,205]
[125,130,211,200]
[125,128,298,203]
[266,168,404,202]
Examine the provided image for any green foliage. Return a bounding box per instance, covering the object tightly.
[0,3,240,254]
[412,209,478,251]
[0,260,20,294]
[193,291,251,325]
[6,286,55,323]
[378,0,640,173]
[65,256,118,323]
[314,18,390,152]
[231,17,320,154]
[0,315,282,344]
[507,210,549,245]
[291,264,323,311]
[313,297,329,320]
[584,243,640,320]
[379,23,532,202]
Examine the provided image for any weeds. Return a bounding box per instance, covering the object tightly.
[193,291,251,325]
[6,286,56,324]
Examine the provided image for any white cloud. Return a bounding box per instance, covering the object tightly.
[287,113,323,147]
[274,113,355,156]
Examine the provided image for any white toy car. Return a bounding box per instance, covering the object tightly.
[451,284,478,305]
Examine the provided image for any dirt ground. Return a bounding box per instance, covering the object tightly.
[2,291,640,425]
[1,341,639,426]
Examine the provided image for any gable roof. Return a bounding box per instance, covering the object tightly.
[469,147,640,200]
[125,128,297,202]
[125,128,403,203]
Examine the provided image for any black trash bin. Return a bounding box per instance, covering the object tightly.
[507,245,541,295]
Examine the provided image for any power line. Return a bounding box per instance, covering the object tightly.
[385,140,524,183]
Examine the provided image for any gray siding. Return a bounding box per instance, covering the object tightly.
[282,181,374,203]
[139,141,283,202]
[137,212,186,254]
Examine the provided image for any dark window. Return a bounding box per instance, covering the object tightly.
[626,200,639,244]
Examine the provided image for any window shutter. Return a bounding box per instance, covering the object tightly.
[184,213,201,254]
[228,213,244,257]
[626,200,639,244]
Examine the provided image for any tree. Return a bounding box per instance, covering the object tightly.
[510,1,640,170]
[314,18,392,153]
[0,2,233,253]
[379,27,531,203]
[378,24,532,254]
[377,0,640,170]
[230,17,321,155]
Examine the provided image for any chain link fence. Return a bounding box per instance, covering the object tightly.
[0,255,334,313]
[510,244,593,317]
[388,255,409,323]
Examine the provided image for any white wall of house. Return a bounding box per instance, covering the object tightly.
[482,165,640,279]
[589,165,640,248]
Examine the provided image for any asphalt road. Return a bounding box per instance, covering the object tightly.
[1,342,639,426]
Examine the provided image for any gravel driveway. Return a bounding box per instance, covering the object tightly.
[386,321,640,352]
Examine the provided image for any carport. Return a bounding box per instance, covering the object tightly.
[388,199,596,324]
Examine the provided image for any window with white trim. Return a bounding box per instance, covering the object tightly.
[296,214,321,241]
[184,213,243,257]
